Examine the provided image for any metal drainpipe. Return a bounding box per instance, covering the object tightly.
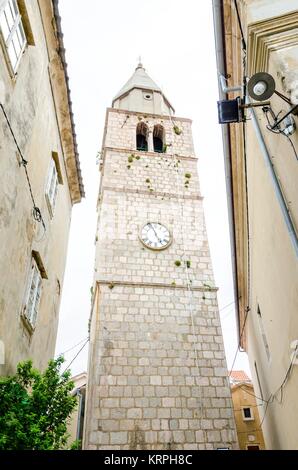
[250,107,298,257]
[212,0,241,336]
[76,389,83,443]
[220,75,242,93]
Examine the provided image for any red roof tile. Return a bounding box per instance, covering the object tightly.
[230,370,251,382]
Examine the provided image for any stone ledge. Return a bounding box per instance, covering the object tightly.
[104,147,198,161]
[101,186,203,200]
[106,107,192,123]
[96,280,218,292]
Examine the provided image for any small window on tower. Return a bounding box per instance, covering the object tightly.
[136,122,148,152]
[242,407,254,421]
[143,92,152,101]
[153,124,164,153]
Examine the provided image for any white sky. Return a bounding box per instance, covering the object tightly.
[55,0,250,377]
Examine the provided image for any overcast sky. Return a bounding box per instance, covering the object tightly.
[55,0,250,377]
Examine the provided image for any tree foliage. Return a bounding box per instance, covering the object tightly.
[0,357,77,450]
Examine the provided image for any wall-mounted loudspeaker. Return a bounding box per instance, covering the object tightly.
[248,72,275,101]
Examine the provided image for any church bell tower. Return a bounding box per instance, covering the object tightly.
[84,62,237,450]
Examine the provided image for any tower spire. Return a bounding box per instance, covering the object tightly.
[112,62,174,114]
[136,56,143,70]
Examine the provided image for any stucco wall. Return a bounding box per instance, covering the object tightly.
[219,0,298,450]
[0,1,77,374]
[231,384,265,450]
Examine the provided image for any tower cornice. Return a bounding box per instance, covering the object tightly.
[106,107,192,123]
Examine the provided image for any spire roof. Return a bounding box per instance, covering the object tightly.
[112,61,174,113]
[113,62,162,102]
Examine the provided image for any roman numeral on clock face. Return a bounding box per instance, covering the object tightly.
[140,223,171,250]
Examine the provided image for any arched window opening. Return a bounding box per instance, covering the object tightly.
[136,122,148,151]
[153,125,164,153]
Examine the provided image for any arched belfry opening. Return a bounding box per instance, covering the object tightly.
[136,122,148,151]
[153,124,164,153]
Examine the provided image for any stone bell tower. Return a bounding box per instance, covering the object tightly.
[83,62,237,450]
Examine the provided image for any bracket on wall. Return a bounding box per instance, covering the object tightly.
[217,72,298,131]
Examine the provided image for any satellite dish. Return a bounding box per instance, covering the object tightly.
[248,72,275,101]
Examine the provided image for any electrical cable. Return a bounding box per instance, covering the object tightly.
[61,338,89,374]
[283,133,298,161]
[57,336,89,357]
[233,0,246,52]
[228,306,250,378]
[238,384,269,404]
[0,103,46,231]
[263,106,298,160]
[219,300,235,312]
[236,343,298,434]
[221,306,235,321]
[271,342,298,405]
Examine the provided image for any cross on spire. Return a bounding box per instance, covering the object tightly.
[136,56,143,69]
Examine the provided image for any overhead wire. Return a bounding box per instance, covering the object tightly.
[57,336,89,357]
[228,306,250,378]
[263,106,298,161]
[234,344,298,434]
[233,0,246,52]
[0,103,46,231]
[219,300,235,312]
[61,338,90,374]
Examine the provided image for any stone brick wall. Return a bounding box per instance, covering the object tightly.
[84,108,238,449]
[105,109,194,157]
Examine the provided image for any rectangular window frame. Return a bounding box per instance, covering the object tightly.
[45,153,63,218]
[257,304,271,362]
[242,407,254,421]
[22,252,47,332]
[254,360,264,402]
[0,0,27,73]
[23,257,42,329]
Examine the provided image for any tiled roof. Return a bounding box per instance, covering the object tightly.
[230,370,251,382]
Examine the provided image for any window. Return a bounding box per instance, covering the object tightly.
[24,257,42,327]
[242,407,254,421]
[257,305,271,361]
[0,0,26,72]
[23,252,47,329]
[136,122,148,151]
[143,92,152,101]
[153,124,164,153]
[46,153,62,217]
[254,360,264,401]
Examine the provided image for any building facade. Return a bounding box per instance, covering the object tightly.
[67,372,87,449]
[213,0,298,449]
[0,0,84,375]
[83,63,237,450]
[230,371,265,450]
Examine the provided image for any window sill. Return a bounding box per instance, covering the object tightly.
[20,312,35,335]
[45,194,54,219]
[0,32,27,81]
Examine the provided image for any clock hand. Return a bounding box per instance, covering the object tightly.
[149,223,163,244]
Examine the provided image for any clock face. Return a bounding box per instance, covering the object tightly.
[140,222,171,250]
